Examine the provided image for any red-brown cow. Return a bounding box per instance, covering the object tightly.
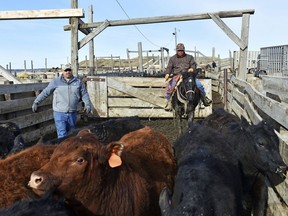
[29,126,176,216]
[0,144,56,208]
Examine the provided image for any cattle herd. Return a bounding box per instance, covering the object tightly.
[0,109,287,216]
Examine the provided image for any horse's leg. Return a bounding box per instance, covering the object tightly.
[187,111,195,123]
[175,113,181,135]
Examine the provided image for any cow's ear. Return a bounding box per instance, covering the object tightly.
[108,142,124,168]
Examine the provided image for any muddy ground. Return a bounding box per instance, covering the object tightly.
[39,91,223,146]
[140,91,224,145]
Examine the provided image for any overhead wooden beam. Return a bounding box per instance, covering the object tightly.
[208,13,245,50]
[79,18,92,35]
[64,9,255,30]
[0,9,84,20]
[79,20,110,49]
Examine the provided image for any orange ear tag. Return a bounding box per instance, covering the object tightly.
[108,152,122,168]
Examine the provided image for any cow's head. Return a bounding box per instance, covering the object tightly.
[240,118,287,180]
[28,132,125,200]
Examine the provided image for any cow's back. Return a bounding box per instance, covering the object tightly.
[0,144,56,208]
[160,123,243,215]
[120,126,177,214]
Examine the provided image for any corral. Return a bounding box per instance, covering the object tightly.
[0,1,288,215]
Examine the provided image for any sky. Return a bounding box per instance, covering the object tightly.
[0,0,287,69]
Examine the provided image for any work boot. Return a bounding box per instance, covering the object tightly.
[200,92,212,106]
[164,100,172,111]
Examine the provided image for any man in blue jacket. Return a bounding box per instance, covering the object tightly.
[32,65,91,138]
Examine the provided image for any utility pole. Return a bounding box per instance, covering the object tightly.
[172,28,178,49]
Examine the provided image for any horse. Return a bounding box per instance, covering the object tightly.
[170,70,201,134]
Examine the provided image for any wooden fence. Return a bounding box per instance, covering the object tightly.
[86,76,212,118]
[206,69,288,215]
[0,76,212,142]
[0,82,54,143]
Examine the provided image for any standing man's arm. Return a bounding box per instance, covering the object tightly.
[80,81,92,113]
[32,80,56,112]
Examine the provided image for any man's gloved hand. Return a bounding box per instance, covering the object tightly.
[165,74,170,81]
[188,68,194,73]
[32,103,38,112]
[84,106,91,114]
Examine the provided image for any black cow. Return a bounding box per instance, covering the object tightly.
[45,116,144,145]
[0,193,77,216]
[201,108,287,215]
[159,122,244,215]
[0,122,24,158]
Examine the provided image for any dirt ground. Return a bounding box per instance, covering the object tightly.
[40,91,223,146]
[140,91,224,145]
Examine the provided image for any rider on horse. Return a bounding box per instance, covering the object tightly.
[164,43,212,110]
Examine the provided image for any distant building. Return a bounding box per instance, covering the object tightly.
[233,50,260,72]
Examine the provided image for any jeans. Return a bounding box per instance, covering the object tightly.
[166,78,206,100]
[53,111,77,138]
[195,78,206,96]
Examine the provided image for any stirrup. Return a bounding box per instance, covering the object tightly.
[164,101,172,111]
[203,97,212,107]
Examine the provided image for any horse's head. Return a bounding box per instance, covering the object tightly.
[180,72,197,102]
[172,70,201,132]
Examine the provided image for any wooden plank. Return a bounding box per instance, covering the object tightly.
[79,20,110,49]
[238,13,250,80]
[245,82,288,129]
[0,83,48,94]
[108,97,210,116]
[230,99,244,119]
[1,109,54,129]
[107,78,167,108]
[231,77,288,129]
[108,107,210,118]
[0,9,84,20]
[212,85,219,92]
[87,77,108,117]
[0,97,52,114]
[0,66,22,84]
[108,108,173,118]
[208,13,244,50]
[79,18,92,35]
[276,131,288,163]
[108,87,166,98]
[108,98,161,108]
[231,85,245,105]
[267,187,288,216]
[206,71,220,80]
[212,80,220,86]
[243,96,262,124]
[64,9,255,30]
[111,77,166,87]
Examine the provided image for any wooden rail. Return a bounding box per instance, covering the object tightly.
[86,76,212,118]
[0,82,53,143]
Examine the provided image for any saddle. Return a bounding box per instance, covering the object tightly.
[165,74,181,94]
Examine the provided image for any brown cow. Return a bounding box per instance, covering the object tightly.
[29,126,176,216]
[0,144,56,208]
